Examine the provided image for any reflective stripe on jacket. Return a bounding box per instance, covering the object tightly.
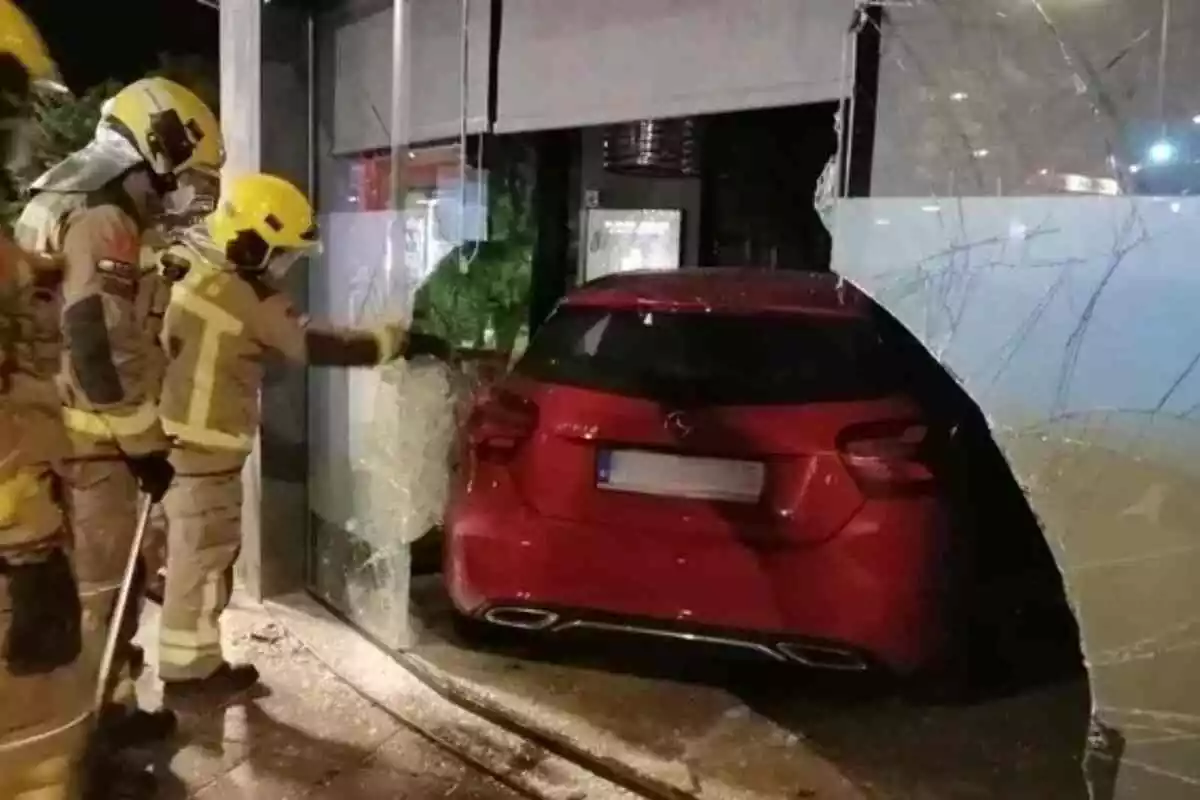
[159,232,396,474]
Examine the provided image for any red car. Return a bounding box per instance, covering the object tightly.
[443,268,953,675]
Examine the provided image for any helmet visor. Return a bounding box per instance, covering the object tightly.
[159,167,220,229]
[265,243,321,281]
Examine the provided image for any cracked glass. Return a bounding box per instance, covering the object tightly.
[304,0,530,651]
[306,0,446,649]
[830,1,1200,796]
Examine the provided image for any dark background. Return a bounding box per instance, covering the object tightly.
[18,0,218,91]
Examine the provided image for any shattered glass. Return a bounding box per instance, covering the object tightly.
[306,0,470,650]
[831,0,1200,795]
[304,0,531,653]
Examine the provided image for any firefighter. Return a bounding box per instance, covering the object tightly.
[139,171,220,607]
[14,77,223,753]
[156,172,449,702]
[0,4,93,798]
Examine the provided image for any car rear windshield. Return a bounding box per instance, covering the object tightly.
[514,305,903,406]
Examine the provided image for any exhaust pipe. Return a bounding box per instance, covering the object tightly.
[777,642,868,671]
[482,606,560,631]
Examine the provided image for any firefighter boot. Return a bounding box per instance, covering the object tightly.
[162,661,261,707]
[98,704,178,749]
[83,758,158,800]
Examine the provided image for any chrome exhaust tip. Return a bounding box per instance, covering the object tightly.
[777,642,869,671]
[482,606,560,631]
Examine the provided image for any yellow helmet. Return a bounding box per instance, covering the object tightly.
[208,173,318,270]
[0,0,60,90]
[103,77,223,180]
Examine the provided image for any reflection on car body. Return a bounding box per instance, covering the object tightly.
[444,268,956,676]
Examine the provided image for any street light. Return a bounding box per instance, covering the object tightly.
[1148,140,1177,165]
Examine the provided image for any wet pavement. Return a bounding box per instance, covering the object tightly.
[404,575,1096,800]
[134,597,527,799]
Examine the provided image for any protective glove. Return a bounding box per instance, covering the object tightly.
[374,321,408,363]
[126,452,175,503]
[403,332,453,362]
[1,548,82,675]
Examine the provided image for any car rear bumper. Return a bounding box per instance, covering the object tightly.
[445,499,951,673]
[472,603,875,670]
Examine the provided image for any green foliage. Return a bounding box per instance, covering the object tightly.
[412,153,536,353]
[28,81,121,173]
[0,53,219,231]
[0,80,120,229]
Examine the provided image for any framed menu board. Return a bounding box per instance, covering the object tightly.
[582,208,683,284]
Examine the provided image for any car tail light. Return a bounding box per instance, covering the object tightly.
[468,388,538,458]
[837,420,934,494]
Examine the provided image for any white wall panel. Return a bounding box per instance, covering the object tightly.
[331,0,491,154]
[495,0,855,133]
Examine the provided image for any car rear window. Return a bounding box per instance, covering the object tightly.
[514,305,903,406]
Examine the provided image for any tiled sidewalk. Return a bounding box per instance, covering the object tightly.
[134,598,523,799]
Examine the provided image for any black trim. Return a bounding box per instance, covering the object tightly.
[839,2,884,198]
[697,118,717,266]
[487,0,503,128]
[527,131,572,335]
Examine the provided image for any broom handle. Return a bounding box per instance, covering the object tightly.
[93,496,153,713]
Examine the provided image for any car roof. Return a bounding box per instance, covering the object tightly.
[565,268,871,317]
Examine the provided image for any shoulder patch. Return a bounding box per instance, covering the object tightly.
[96,257,138,275]
[84,206,141,266]
[96,258,139,300]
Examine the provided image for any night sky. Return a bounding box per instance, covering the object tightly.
[18,0,218,91]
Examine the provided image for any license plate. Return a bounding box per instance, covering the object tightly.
[596,450,765,503]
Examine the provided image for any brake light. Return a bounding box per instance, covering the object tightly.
[468,388,538,457]
[837,420,934,494]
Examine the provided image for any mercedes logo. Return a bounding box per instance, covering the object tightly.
[665,410,694,438]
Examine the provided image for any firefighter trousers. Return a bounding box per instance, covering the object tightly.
[0,472,90,800]
[60,459,145,709]
[158,468,242,682]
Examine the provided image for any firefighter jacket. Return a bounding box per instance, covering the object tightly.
[158,230,407,475]
[139,230,173,393]
[0,234,70,553]
[14,184,171,460]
